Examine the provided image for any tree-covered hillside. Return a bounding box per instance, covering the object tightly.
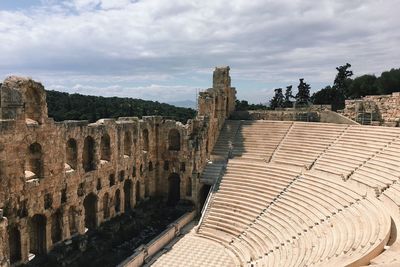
[45,90,196,123]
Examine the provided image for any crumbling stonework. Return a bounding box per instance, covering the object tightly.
[340,92,400,126]
[0,67,236,266]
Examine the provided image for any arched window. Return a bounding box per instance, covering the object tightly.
[8,226,21,264]
[83,193,97,230]
[109,173,115,186]
[186,176,192,197]
[51,209,62,244]
[148,161,153,172]
[168,173,181,206]
[65,138,77,171]
[168,129,181,151]
[142,129,149,151]
[115,189,121,213]
[100,134,111,162]
[26,142,44,179]
[103,193,110,219]
[83,136,96,172]
[29,214,47,255]
[124,131,132,156]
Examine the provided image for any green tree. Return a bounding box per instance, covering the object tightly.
[348,74,379,99]
[333,63,353,97]
[284,85,294,108]
[311,86,344,111]
[295,79,311,106]
[376,68,400,94]
[270,88,284,109]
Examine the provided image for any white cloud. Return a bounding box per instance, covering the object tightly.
[0,0,399,103]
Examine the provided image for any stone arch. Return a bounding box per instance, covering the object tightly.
[103,193,110,219]
[168,129,181,151]
[66,138,78,171]
[142,129,149,151]
[51,209,62,244]
[83,136,96,172]
[186,176,192,197]
[83,193,97,230]
[26,142,44,179]
[135,181,141,203]
[8,225,21,264]
[124,179,133,211]
[100,133,111,161]
[115,189,121,213]
[68,207,78,236]
[124,131,132,156]
[168,173,181,205]
[29,214,47,256]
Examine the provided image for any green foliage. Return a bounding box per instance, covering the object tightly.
[295,79,311,106]
[376,68,400,94]
[311,86,344,111]
[270,88,285,109]
[235,100,267,111]
[284,85,294,108]
[333,63,353,97]
[348,74,379,99]
[45,90,196,123]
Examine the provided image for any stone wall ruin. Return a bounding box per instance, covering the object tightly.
[0,66,236,266]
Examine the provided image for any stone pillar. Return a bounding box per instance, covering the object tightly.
[0,211,10,267]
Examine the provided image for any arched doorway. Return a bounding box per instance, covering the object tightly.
[68,207,78,236]
[29,214,47,255]
[124,180,132,211]
[115,189,121,213]
[83,136,96,172]
[168,173,180,206]
[51,209,62,244]
[135,181,141,203]
[9,226,21,264]
[83,193,97,230]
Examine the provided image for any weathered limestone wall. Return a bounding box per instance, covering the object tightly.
[0,66,236,266]
[340,92,400,126]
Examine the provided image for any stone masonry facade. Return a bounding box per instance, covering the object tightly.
[0,67,236,266]
[340,92,400,126]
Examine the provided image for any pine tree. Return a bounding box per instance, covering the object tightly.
[333,63,353,97]
[295,78,311,106]
[270,88,284,109]
[284,85,294,108]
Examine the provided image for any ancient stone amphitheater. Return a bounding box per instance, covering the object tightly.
[0,67,399,267]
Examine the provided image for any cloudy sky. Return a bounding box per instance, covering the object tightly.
[0,0,399,105]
